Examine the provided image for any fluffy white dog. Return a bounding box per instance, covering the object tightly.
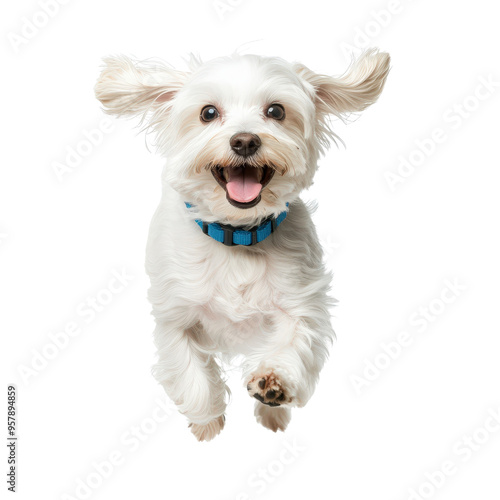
[95,49,390,441]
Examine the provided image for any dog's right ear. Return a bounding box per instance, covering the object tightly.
[95,55,188,118]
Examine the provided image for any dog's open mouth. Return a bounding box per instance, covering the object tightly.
[211,164,275,209]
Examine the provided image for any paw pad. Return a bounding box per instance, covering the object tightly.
[246,371,290,406]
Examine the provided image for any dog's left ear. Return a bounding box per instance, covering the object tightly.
[95,55,189,118]
[294,49,390,117]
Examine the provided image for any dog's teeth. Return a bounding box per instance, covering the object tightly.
[223,169,229,181]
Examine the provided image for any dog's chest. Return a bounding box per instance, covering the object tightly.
[196,248,277,326]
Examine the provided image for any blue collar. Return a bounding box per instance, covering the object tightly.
[185,202,288,246]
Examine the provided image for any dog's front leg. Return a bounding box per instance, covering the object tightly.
[152,321,228,441]
[244,310,333,431]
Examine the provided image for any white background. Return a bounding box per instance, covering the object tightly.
[2,0,500,499]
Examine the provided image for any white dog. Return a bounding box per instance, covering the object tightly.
[95,49,390,441]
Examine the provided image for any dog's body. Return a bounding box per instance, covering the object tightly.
[96,50,389,440]
[147,183,333,439]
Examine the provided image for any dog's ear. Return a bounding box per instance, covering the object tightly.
[95,55,188,118]
[294,49,390,117]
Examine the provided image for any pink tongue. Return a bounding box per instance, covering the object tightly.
[226,166,262,203]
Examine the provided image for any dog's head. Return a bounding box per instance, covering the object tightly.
[95,51,390,225]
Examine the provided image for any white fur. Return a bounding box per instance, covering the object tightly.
[95,50,390,440]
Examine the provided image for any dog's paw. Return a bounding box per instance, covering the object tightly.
[246,370,293,406]
[188,415,225,442]
[254,402,292,432]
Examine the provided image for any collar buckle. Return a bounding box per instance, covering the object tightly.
[219,223,235,246]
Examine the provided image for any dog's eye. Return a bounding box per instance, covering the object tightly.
[266,104,285,121]
[200,105,220,123]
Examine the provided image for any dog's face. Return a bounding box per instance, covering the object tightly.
[96,51,389,224]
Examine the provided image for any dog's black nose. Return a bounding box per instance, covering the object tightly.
[230,133,261,157]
